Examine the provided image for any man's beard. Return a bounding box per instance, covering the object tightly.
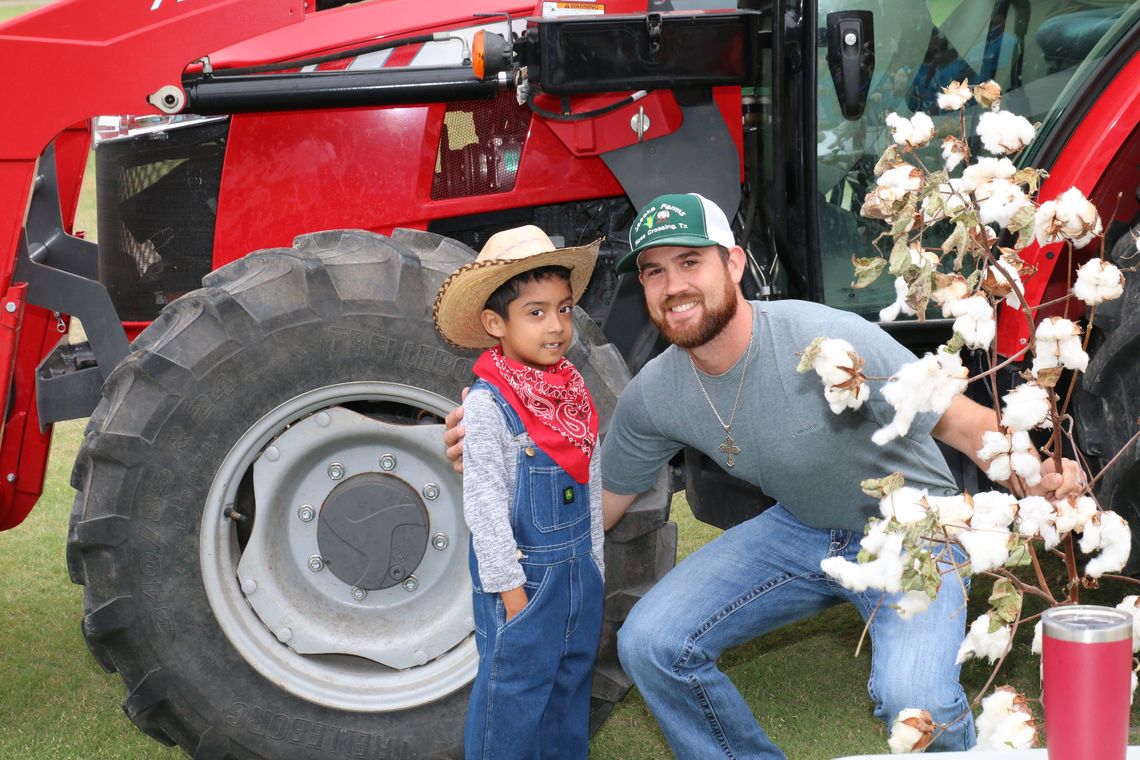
[649,276,739,349]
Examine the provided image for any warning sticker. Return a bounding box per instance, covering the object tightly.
[541,2,605,16]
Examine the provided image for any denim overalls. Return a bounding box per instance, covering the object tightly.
[464,379,604,760]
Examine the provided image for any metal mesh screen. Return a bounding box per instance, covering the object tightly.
[431,92,531,200]
[96,120,228,321]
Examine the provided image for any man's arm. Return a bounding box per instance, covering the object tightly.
[604,489,638,531]
[931,394,1084,499]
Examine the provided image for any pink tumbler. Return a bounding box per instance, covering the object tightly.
[1042,605,1133,760]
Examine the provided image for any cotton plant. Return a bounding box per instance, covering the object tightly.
[801,79,1140,753]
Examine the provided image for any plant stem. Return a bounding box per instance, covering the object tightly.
[1059,304,1094,418]
[967,344,1028,385]
[1063,533,1080,603]
[1027,543,1058,605]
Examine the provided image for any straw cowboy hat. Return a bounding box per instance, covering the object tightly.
[433,225,600,349]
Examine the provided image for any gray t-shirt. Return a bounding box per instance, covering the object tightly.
[602,300,958,532]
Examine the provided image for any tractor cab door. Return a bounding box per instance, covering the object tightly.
[806,0,1137,329]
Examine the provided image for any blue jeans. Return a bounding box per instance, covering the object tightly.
[617,504,975,758]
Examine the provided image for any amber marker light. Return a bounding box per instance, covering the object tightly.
[472,30,487,80]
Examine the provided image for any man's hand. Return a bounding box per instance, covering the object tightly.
[933,395,1089,500]
[500,586,528,622]
[1019,455,1086,501]
[443,387,468,474]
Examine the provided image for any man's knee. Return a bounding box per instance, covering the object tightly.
[617,600,678,677]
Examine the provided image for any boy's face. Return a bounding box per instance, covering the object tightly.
[481,276,574,370]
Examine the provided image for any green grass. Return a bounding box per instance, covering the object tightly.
[0,420,181,759]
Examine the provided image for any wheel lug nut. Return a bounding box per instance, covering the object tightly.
[327,463,345,480]
[432,533,449,550]
[379,453,397,471]
[423,483,440,501]
[298,505,315,522]
[351,586,367,601]
[307,555,324,572]
[402,576,419,593]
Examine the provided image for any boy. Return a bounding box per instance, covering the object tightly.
[433,225,604,760]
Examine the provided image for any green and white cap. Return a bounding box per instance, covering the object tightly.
[616,192,735,274]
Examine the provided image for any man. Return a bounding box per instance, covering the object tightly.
[444,194,1082,758]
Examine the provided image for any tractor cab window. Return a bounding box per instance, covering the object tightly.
[813,0,1136,320]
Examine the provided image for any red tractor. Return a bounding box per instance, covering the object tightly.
[0,0,1136,757]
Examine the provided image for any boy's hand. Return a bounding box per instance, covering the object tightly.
[443,387,469,474]
[501,586,528,622]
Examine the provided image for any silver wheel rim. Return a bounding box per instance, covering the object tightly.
[200,381,476,712]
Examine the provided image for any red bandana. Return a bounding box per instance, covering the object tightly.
[473,346,598,483]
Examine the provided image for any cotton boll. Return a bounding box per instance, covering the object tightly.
[978,431,1012,461]
[927,494,973,537]
[1032,317,1089,375]
[972,491,1018,530]
[1016,496,1060,549]
[888,708,936,754]
[1080,511,1131,578]
[960,156,1017,194]
[984,455,1012,483]
[959,528,1012,573]
[878,163,922,195]
[1035,187,1103,249]
[1001,384,1052,431]
[976,110,1036,155]
[1114,596,1140,652]
[879,276,917,322]
[886,111,935,148]
[948,295,996,349]
[957,613,1012,664]
[1073,259,1125,306]
[975,687,1037,751]
[820,532,905,592]
[932,274,970,317]
[1031,620,1043,655]
[873,352,968,445]
[1054,495,1097,536]
[937,80,972,112]
[880,486,930,524]
[976,179,1030,229]
[807,337,870,414]
[895,590,935,621]
[1009,431,1042,487]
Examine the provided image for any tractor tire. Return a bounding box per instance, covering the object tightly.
[1074,219,1140,572]
[66,229,674,759]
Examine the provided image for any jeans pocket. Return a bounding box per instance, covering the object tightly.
[528,466,588,533]
[500,564,552,632]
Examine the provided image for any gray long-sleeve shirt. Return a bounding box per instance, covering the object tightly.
[461,386,604,593]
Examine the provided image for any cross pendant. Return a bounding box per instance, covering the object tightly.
[719,427,741,467]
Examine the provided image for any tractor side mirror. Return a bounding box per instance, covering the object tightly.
[825,10,875,121]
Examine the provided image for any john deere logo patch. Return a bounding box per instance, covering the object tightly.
[563,486,575,504]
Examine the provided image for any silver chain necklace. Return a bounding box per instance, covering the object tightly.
[688,330,754,467]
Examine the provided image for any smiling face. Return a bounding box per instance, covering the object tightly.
[637,244,742,348]
[481,275,575,369]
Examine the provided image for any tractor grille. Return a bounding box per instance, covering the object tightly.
[431,92,531,200]
[96,119,228,321]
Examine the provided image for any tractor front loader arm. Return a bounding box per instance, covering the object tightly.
[0,0,304,529]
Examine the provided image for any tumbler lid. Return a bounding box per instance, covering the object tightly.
[1042,605,1133,644]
